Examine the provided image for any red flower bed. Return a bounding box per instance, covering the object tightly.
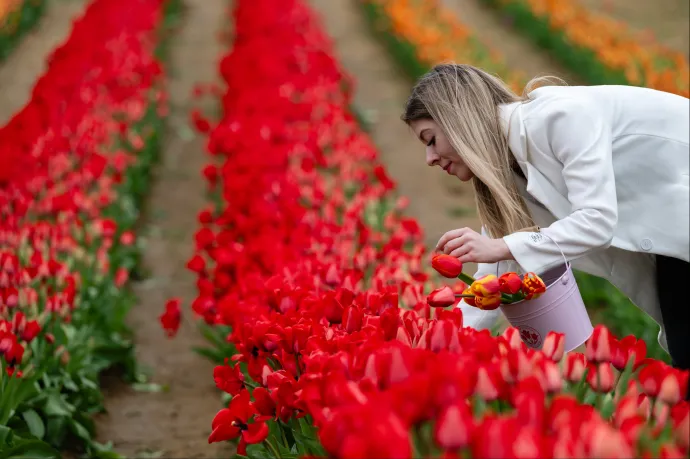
[0,0,173,455]
[178,0,689,457]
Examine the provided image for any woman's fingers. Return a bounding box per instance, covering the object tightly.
[450,245,472,259]
[436,228,469,251]
[443,234,469,254]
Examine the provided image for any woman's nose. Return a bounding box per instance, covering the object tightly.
[426,147,439,166]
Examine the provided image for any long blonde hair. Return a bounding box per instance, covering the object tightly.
[402,63,566,238]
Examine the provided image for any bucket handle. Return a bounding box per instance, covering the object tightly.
[496,231,570,276]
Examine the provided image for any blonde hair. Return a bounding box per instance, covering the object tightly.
[402,63,567,238]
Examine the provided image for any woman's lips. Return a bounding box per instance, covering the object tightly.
[443,163,452,174]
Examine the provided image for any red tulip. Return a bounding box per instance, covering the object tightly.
[658,367,689,405]
[208,390,269,446]
[638,360,689,403]
[612,335,647,371]
[586,362,616,393]
[614,395,639,427]
[159,298,182,338]
[427,286,456,308]
[431,254,463,278]
[471,415,544,458]
[512,376,546,428]
[541,331,565,362]
[474,361,505,401]
[587,422,635,458]
[564,353,587,382]
[501,327,525,350]
[535,357,563,393]
[433,401,474,450]
[251,387,276,422]
[498,272,523,294]
[213,360,246,396]
[585,324,616,363]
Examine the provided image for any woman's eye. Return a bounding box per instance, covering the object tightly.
[426,137,436,147]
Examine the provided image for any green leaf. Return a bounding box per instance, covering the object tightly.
[0,438,60,459]
[43,393,74,417]
[0,425,11,446]
[21,410,45,440]
[191,346,226,364]
[68,419,91,442]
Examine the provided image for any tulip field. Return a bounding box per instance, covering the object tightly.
[0,0,688,457]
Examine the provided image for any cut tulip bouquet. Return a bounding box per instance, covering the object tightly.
[427,254,547,310]
[167,0,689,458]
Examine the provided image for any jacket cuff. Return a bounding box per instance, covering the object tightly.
[502,231,565,274]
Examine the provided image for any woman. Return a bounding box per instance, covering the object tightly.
[403,63,689,372]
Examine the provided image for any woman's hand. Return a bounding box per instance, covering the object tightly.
[436,227,514,264]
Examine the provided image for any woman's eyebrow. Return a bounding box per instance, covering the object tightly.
[419,128,430,142]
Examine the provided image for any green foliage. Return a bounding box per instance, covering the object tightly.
[0,0,47,62]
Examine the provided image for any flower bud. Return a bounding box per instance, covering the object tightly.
[585,324,615,363]
[427,286,455,308]
[521,272,546,300]
[564,353,587,383]
[431,254,463,278]
[586,362,615,393]
[541,331,565,362]
[498,272,522,295]
[471,274,501,297]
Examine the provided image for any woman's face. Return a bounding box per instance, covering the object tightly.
[409,119,474,182]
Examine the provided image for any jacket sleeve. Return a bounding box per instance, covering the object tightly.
[456,227,503,330]
[502,97,618,274]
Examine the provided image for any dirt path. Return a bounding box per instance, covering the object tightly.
[579,0,689,56]
[0,0,89,124]
[93,0,231,457]
[443,0,584,85]
[308,0,484,275]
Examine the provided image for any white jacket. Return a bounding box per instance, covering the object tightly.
[459,85,690,351]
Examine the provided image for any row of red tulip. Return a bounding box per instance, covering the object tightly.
[0,0,171,454]
[168,0,689,457]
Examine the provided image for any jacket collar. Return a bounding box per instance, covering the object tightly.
[498,101,522,141]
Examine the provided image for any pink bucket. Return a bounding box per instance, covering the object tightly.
[499,249,593,353]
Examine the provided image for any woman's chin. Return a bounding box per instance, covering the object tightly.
[455,173,474,182]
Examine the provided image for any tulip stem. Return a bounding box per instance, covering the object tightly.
[458,272,475,286]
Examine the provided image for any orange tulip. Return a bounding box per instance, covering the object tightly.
[474,293,502,310]
[461,287,476,307]
[471,274,501,297]
[521,272,546,300]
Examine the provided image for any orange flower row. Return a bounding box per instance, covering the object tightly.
[362,0,527,94]
[502,0,689,97]
[0,0,22,25]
